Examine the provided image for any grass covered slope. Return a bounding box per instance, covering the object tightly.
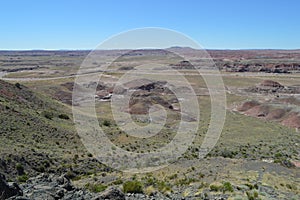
[0,80,106,182]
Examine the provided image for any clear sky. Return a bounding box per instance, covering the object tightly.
[1,0,299,50]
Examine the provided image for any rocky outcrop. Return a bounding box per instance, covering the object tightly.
[4,173,127,200]
[170,60,194,69]
[245,80,300,94]
[0,173,22,200]
[94,187,125,200]
[221,62,300,73]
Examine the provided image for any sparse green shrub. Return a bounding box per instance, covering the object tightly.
[210,184,221,192]
[16,163,24,175]
[37,165,45,172]
[65,171,76,179]
[102,119,111,127]
[123,180,143,193]
[16,163,24,171]
[87,153,93,157]
[18,174,28,183]
[223,182,234,193]
[42,111,54,120]
[176,178,196,186]
[157,180,171,193]
[168,173,178,180]
[15,82,21,89]
[245,183,258,190]
[73,154,79,161]
[221,149,234,158]
[112,179,123,185]
[286,183,297,190]
[274,152,282,158]
[58,113,70,120]
[209,182,234,193]
[85,183,107,193]
[246,190,260,200]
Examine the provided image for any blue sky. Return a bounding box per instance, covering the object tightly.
[1,0,299,50]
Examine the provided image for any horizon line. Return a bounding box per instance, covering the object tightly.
[0,48,300,51]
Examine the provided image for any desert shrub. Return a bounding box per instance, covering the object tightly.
[42,111,54,120]
[36,165,45,173]
[168,173,178,180]
[157,180,171,193]
[102,119,111,127]
[16,163,24,171]
[221,149,235,158]
[123,180,143,193]
[87,153,93,157]
[73,154,79,160]
[85,183,107,193]
[145,185,156,196]
[144,176,156,186]
[286,183,297,190]
[245,183,258,190]
[15,82,21,89]
[223,182,234,192]
[210,184,222,192]
[112,179,123,185]
[210,182,234,193]
[18,174,29,183]
[16,163,24,175]
[58,113,70,120]
[246,190,259,200]
[176,178,196,186]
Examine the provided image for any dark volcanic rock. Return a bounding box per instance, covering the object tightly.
[0,173,22,200]
[8,173,94,200]
[94,187,125,200]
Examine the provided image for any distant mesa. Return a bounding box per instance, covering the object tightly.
[245,80,300,94]
[170,60,194,69]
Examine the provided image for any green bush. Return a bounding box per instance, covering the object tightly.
[85,183,107,193]
[123,180,143,193]
[102,119,111,127]
[210,184,222,192]
[246,190,260,200]
[112,179,123,185]
[16,163,24,171]
[42,111,54,120]
[221,149,235,158]
[16,163,25,175]
[223,182,234,193]
[18,174,29,183]
[15,82,21,89]
[210,182,234,193]
[58,113,70,120]
[157,180,171,193]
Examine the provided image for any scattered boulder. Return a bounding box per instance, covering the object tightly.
[6,173,97,200]
[94,187,125,200]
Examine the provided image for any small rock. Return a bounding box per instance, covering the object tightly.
[94,187,125,200]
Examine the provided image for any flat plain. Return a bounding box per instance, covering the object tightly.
[0,49,299,199]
